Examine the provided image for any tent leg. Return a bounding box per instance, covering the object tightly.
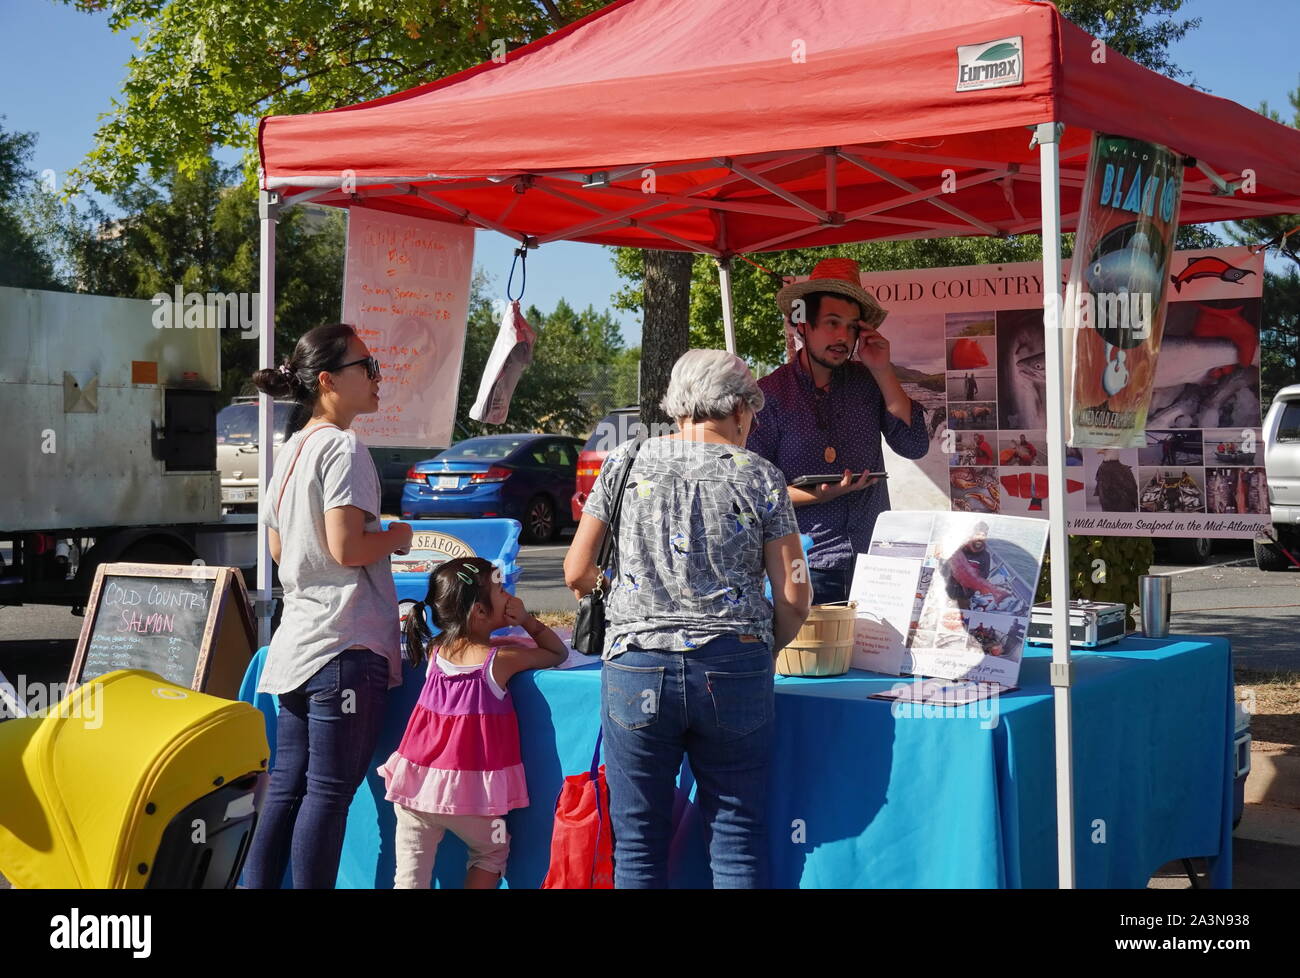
[1037,122,1076,890]
[256,191,280,650]
[717,256,737,355]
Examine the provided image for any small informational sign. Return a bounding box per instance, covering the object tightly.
[848,553,919,676]
[68,563,256,700]
[342,207,474,447]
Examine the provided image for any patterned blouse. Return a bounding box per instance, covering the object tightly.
[582,437,800,659]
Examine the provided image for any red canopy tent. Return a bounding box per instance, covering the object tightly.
[260,0,1300,253]
[255,0,1300,888]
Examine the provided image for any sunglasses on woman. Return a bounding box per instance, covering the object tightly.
[335,355,382,380]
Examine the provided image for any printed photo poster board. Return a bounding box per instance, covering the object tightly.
[850,511,1048,687]
[843,246,1265,539]
[1063,133,1184,448]
[68,563,257,700]
[342,208,474,448]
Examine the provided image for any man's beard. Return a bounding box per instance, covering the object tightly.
[805,343,847,373]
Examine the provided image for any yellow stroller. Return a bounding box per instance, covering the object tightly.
[0,669,268,888]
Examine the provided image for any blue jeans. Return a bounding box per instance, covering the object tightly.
[243,649,389,889]
[809,566,850,605]
[601,634,775,889]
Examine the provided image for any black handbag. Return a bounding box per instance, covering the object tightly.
[572,436,643,656]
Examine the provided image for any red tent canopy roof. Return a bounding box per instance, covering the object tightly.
[259,0,1300,254]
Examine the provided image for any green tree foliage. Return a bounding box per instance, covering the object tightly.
[1036,535,1156,627]
[1226,82,1300,406]
[57,0,602,194]
[0,123,65,290]
[1045,0,1199,79]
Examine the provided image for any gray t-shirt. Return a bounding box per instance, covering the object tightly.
[583,437,800,658]
[258,423,401,695]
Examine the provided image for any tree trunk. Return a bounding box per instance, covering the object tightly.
[639,249,694,428]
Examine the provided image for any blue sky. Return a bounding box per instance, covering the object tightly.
[2,0,1297,347]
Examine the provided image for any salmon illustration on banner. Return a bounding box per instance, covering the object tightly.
[1063,133,1184,448]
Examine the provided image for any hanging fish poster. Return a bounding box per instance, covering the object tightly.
[470,299,536,425]
[1063,133,1185,448]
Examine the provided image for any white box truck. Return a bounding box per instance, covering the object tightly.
[0,286,256,612]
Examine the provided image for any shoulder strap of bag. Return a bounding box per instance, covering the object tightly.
[589,728,603,781]
[275,423,342,519]
[595,435,644,575]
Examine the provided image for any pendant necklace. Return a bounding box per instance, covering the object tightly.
[803,350,838,465]
[811,381,837,465]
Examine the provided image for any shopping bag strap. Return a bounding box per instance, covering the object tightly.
[589,727,603,781]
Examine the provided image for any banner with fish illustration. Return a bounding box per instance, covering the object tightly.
[1062,134,1184,448]
[826,246,1265,539]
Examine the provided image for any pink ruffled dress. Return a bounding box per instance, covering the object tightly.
[378,646,529,816]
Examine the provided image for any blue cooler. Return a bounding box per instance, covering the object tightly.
[763,534,814,602]
[1233,700,1251,829]
[383,518,522,635]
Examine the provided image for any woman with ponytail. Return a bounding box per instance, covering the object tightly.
[379,557,566,888]
[243,324,414,889]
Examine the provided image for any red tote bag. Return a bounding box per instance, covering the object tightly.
[542,730,614,889]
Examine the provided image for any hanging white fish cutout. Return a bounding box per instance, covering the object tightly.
[470,300,536,425]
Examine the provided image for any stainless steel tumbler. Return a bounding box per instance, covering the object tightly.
[1138,574,1171,638]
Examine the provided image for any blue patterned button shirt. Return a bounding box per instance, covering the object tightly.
[747,357,930,572]
[583,437,799,659]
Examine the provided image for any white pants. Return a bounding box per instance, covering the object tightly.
[392,804,511,888]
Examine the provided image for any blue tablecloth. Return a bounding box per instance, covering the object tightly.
[240,634,1234,888]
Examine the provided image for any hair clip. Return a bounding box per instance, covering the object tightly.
[455,569,478,587]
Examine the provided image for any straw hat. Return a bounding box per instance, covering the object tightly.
[775,257,887,328]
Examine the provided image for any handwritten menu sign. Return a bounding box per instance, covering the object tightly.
[342,207,474,447]
[69,564,257,700]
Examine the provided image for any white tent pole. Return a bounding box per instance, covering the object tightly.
[256,190,280,649]
[717,256,737,355]
[1036,122,1076,889]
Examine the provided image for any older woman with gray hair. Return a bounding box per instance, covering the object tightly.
[564,349,811,889]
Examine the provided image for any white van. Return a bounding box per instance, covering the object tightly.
[1257,383,1300,570]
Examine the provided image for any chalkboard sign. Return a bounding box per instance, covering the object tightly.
[69,563,256,699]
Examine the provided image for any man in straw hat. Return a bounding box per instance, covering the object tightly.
[747,257,930,604]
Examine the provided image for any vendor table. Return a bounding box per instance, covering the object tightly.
[239,634,1234,888]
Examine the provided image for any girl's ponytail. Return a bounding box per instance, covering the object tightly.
[403,599,435,667]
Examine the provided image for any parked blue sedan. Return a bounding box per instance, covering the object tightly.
[401,434,584,542]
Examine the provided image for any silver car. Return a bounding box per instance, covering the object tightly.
[1258,384,1300,570]
[216,397,293,512]
[217,397,445,516]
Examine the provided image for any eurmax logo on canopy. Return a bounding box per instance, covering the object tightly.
[956,37,1023,92]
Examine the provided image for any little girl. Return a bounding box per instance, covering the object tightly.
[378,556,567,888]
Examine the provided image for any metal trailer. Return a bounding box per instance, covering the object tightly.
[0,286,255,611]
